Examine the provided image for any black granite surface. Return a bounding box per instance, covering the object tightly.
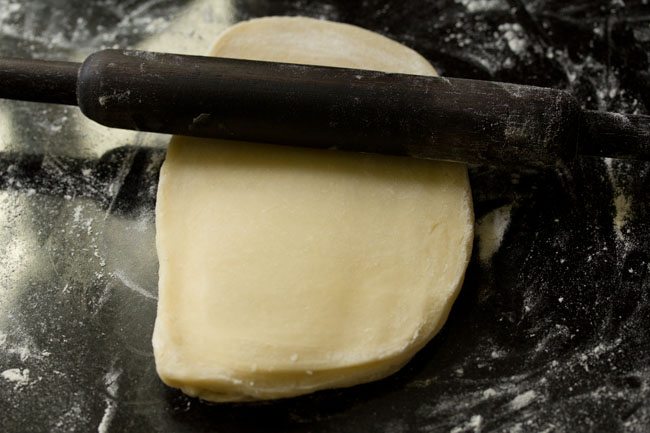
[0,1,649,432]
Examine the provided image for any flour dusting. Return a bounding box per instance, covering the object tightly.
[104,366,121,398]
[113,269,157,300]
[0,331,50,362]
[98,367,122,433]
[1,368,30,389]
[498,23,528,55]
[52,400,85,432]
[603,158,633,242]
[450,414,484,433]
[509,390,537,410]
[455,0,508,13]
[476,205,512,264]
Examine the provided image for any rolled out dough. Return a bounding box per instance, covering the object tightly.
[153,16,474,402]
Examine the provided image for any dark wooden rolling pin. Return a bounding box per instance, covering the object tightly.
[0,49,648,166]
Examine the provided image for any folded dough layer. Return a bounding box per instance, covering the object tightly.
[153,16,474,402]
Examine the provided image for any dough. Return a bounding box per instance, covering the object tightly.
[153,16,474,402]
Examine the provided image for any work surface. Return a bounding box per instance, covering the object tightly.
[0,0,649,432]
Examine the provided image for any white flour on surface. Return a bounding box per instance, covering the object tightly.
[450,0,643,117]
[112,269,157,300]
[98,366,122,433]
[498,23,528,55]
[50,393,88,433]
[450,414,483,433]
[0,324,51,363]
[1,368,30,389]
[0,331,33,361]
[603,158,632,243]
[455,0,508,13]
[476,204,512,265]
[509,390,537,410]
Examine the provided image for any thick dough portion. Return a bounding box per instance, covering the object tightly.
[153,16,474,402]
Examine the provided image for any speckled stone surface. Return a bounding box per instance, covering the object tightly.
[0,1,649,432]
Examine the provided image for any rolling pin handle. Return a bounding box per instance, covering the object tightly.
[0,58,80,105]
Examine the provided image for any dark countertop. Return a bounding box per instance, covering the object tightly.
[0,1,649,432]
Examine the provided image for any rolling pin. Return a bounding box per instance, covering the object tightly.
[0,49,648,166]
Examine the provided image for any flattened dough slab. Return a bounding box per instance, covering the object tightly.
[153,16,474,402]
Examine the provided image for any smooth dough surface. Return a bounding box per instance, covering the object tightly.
[153,16,474,402]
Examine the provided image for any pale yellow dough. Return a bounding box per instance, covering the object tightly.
[153,16,474,402]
